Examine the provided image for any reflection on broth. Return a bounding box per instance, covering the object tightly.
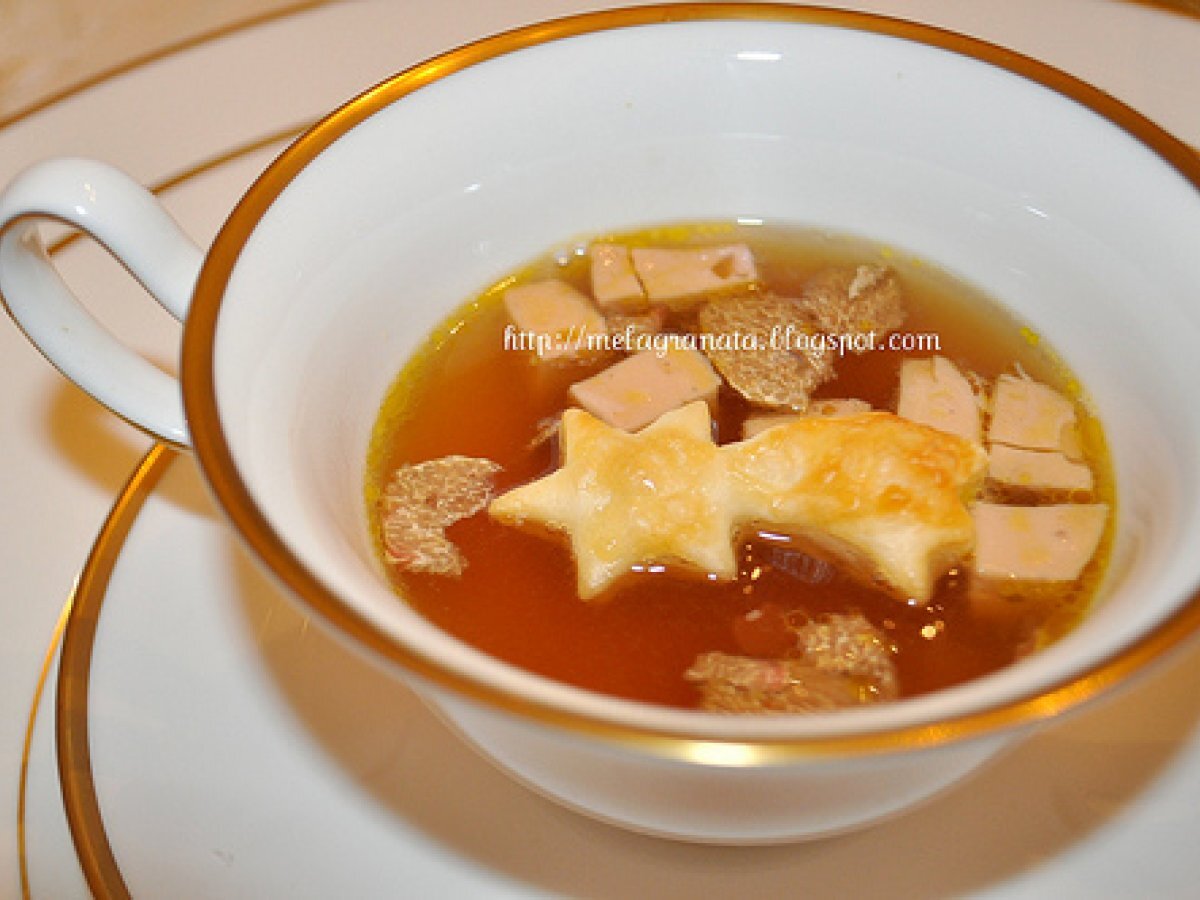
[366,222,1113,712]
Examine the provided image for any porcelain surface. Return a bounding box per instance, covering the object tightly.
[5,0,1200,894]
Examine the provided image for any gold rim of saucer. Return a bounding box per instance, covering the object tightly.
[181,3,1200,762]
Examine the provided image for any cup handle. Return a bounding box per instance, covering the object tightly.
[0,158,204,446]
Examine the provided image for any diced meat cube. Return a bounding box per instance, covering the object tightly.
[504,279,608,361]
[743,413,801,439]
[971,502,1108,582]
[807,397,872,418]
[987,444,1093,493]
[1058,425,1084,461]
[987,374,1079,454]
[568,346,721,431]
[801,264,906,349]
[589,243,647,310]
[631,244,757,303]
[966,575,1062,623]
[605,306,665,351]
[742,399,870,439]
[896,356,982,443]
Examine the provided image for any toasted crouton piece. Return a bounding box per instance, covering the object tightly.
[381,456,502,576]
[685,613,898,712]
[589,243,647,310]
[802,264,906,349]
[897,356,982,444]
[971,502,1107,582]
[699,294,834,410]
[987,374,1079,454]
[568,346,721,431]
[685,653,866,712]
[987,444,1093,493]
[793,613,899,701]
[504,279,607,361]
[631,244,757,303]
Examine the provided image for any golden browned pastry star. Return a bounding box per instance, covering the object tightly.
[488,401,738,599]
[727,412,986,600]
[490,403,987,602]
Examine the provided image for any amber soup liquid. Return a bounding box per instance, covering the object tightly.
[366,222,1113,710]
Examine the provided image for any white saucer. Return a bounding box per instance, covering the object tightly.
[32,137,1200,900]
[7,0,1200,896]
[44,447,1200,898]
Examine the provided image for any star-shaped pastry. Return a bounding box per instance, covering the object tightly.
[488,401,739,599]
[489,402,986,602]
[725,412,986,600]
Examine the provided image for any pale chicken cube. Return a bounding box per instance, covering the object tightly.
[631,244,757,303]
[987,444,1093,493]
[742,399,871,439]
[589,243,647,310]
[987,374,1079,454]
[504,279,608,361]
[972,502,1107,582]
[605,306,666,350]
[897,356,982,444]
[808,397,872,418]
[743,414,801,440]
[569,346,721,431]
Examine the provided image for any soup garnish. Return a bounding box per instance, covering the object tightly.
[366,222,1112,713]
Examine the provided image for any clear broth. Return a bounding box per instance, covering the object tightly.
[366,222,1113,709]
